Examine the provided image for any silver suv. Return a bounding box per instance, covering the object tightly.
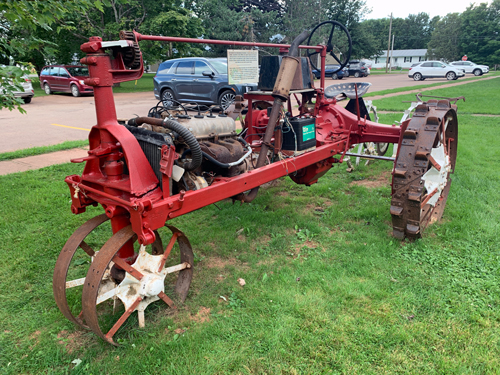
[408,61,465,81]
[153,57,257,110]
[449,61,489,76]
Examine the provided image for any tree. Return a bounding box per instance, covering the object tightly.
[281,0,372,59]
[139,8,204,64]
[427,13,462,61]
[397,13,436,50]
[0,0,93,112]
[193,0,280,57]
[459,0,500,66]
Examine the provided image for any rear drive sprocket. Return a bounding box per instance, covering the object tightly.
[390,100,458,240]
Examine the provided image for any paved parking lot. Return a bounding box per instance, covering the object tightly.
[0,73,480,153]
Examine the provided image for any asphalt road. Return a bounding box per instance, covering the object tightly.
[0,73,457,153]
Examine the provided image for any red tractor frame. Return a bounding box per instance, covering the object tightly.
[53,22,458,345]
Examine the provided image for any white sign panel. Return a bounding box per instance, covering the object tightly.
[227,50,259,84]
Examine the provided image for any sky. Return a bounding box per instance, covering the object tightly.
[363,0,488,20]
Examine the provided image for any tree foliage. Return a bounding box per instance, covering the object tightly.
[139,8,204,64]
[0,0,93,111]
[459,0,500,65]
[191,0,280,57]
[427,13,462,61]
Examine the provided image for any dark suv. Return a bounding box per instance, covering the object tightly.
[153,57,257,110]
[39,65,93,97]
[346,60,370,78]
[311,64,347,80]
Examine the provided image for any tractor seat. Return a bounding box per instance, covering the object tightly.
[325,82,372,99]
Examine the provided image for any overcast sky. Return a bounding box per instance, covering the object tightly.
[363,0,489,20]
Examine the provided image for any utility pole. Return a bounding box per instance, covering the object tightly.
[389,34,395,72]
[385,13,393,74]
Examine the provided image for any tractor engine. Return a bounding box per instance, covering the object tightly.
[125,108,252,194]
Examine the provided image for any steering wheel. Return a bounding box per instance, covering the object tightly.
[307,21,352,76]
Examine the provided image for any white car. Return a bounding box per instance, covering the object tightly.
[13,77,34,103]
[449,61,489,76]
[0,65,35,104]
[408,61,465,81]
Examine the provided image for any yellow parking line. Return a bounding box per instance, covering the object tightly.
[51,123,90,131]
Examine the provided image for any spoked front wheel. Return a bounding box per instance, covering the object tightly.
[53,214,110,328]
[81,225,193,345]
[391,100,458,239]
[53,215,164,329]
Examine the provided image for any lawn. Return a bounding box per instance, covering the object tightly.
[373,76,500,115]
[365,71,500,98]
[0,81,499,374]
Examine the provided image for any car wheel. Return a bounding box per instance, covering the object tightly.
[23,97,32,104]
[71,85,81,97]
[473,69,482,76]
[44,83,51,95]
[161,88,175,108]
[354,72,360,78]
[413,73,422,81]
[218,90,235,111]
[446,72,456,80]
[331,73,338,80]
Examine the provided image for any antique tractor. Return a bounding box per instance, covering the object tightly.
[53,21,458,345]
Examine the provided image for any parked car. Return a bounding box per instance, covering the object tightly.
[154,57,257,110]
[0,65,34,104]
[449,61,489,76]
[13,76,34,103]
[39,65,93,97]
[312,64,347,80]
[346,60,370,78]
[408,61,465,81]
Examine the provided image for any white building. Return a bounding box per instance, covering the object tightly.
[372,49,428,69]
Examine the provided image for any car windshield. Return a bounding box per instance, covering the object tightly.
[210,60,227,74]
[66,67,89,77]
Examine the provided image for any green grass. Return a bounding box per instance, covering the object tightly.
[366,71,500,98]
[0,140,88,162]
[32,73,155,97]
[1,81,500,374]
[372,76,500,115]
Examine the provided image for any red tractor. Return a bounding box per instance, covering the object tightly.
[53,22,458,344]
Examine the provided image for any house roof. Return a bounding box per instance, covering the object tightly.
[378,49,427,57]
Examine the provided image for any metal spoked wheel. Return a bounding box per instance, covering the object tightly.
[219,90,235,111]
[53,215,164,329]
[350,100,385,168]
[81,225,193,345]
[390,100,458,240]
[53,214,110,328]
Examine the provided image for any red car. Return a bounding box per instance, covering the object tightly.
[39,65,94,97]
